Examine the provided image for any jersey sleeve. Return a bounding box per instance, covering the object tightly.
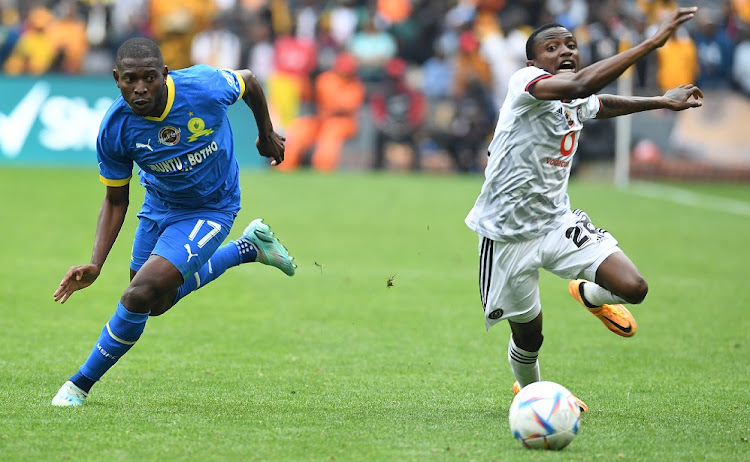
[96,125,132,187]
[214,66,246,105]
[508,66,553,112]
[577,95,601,122]
[189,64,247,106]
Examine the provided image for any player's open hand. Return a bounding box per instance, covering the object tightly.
[256,131,286,166]
[651,7,698,48]
[53,264,101,304]
[662,84,704,111]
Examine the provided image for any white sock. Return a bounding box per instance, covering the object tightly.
[581,281,628,307]
[581,281,628,306]
[508,335,540,388]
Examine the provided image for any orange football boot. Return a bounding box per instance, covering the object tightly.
[568,279,637,337]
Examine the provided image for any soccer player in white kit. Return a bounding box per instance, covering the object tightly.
[465,7,704,410]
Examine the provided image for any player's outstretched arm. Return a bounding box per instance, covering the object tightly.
[532,7,698,101]
[53,185,129,304]
[236,69,286,166]
[595,84,704,119]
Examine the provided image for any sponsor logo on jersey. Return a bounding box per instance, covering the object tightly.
[148,156,184,173]
[135,139,153,151]
[564,109,575,127]
[145,141,221,174]
[187,116,214,142]
[158,126,181,146]
[186,141,219,167]
[545,157,570,168]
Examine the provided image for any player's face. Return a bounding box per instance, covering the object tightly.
[530,27,580,75]
[114,57,168,117]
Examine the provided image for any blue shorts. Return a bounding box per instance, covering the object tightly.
[131,205,236,280]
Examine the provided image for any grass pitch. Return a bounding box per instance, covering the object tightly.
[0,168,748,461]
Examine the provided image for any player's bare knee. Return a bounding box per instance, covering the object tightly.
[623,277,648,304]
[148,308,166,317]
[121,282,162,314]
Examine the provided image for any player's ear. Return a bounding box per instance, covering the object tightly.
[112,69,120,87]
[162,65,169,80]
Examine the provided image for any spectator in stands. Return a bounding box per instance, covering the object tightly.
[476,11,508,107]
[328,0,364,48]
[267,0,294,37]
[110,0,150,50]
[47,0,89,74]
[0,5,21,69]
[732,26,750,95]
[445,78,497,172]
[452,30,493,100]
[370,57,425,170]
[267,29,318,130]
[280,52,366,171]
[547,0,588,30]
[246,19,276,85]
[421,34,456,100]
[191,13,242,69]
[636,0,679,25]
[150,0,215,70]
[376,0,412,26]
[348,16,398,85]
[733,0,750,25]
[622,11,659,91]
[656,26,698,92]
[4,6,57,75]
[295,0,318,41]
[692,8,735,90]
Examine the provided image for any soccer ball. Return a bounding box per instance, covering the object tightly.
[508,381,581,450]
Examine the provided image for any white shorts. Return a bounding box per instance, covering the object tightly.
[477,209,621,330]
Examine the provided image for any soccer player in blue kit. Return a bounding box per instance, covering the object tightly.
[51,38,295,406]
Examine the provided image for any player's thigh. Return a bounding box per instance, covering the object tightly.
[131,216,160,273]
[541,209,621,281]
[153,210,236,280]
[479,236,543,330]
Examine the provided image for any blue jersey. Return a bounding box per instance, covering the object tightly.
[96,65,247,212]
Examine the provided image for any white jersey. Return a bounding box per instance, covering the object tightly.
[465,66,601,242]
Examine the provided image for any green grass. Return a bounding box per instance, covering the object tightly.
[0,168,748,461]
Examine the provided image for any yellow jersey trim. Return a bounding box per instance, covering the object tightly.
[144,74,175,122]
[99,175,131,187]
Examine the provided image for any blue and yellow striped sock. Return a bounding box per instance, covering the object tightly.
[71,302,149,392]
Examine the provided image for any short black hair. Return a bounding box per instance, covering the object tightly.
[115,37,163,68]
[525,23,567,60]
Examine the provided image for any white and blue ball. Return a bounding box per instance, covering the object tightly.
[508,381,581,450]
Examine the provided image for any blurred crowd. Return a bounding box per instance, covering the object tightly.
[1,0,749,172]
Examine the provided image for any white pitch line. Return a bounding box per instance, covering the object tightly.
[625,182,750,217]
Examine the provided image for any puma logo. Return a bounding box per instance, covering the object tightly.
[136,139,153,151]
[184,243,199,262]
